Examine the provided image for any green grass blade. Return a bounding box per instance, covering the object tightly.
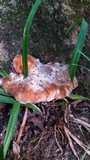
[0,88,12,97]
[69,19,88,81]
[61,99,67,111]
[0,101,20,159]
[0,88,7,96]
[22,0,41,77]
[79,51,90,62]
[66,18,83,35]
[25,103,42,113]
[0,94,41,112]
[2,61,9,74]
[0,95,15,104]
[71,64,90,72]
[81,144,90,160]
[69,94,90,101]
[0,70,5,77]
[0,69,10,81]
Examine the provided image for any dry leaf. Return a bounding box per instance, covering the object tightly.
[13,141,20,158]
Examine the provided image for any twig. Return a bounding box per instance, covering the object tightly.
[74,118,90,129]
[70,116,90,133]
[64,104,71,124]
[58,128,64,144]
[64,126,90,156]
[71,100,82,106]
[30,135,40,143]
[84,125,90,133]
[17,107,28,143]
[64,126,79,160]
[34,131,45,150]
[54,125,63,153]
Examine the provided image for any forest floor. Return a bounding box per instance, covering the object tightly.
[0,70,90,160]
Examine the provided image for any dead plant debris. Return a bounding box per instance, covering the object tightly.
[0,99,90,160]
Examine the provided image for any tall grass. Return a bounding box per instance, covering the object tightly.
[61,19,89,111]
[68,19,88,81]
[22,0,41,77]
[0,88,41,160]
[2,102,20,159]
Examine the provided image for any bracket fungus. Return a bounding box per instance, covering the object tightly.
[0,54,78,104]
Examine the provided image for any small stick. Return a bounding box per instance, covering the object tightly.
[34,131,45,150]
[64,126,90,156]
[17,107,28,143]
[54,125,63,153]
[64,126,79,160]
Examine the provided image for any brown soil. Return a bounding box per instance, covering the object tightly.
[0,88,90,160]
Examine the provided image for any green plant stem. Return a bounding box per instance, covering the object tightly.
[0,95,15,104]
[66,18,83,35]
[71,64,90,72]
[69,19,88,81]
[0,102,20,159]
[22,0,41,77]
[69,94,90,101]
[79,51,90,62]
[0,69,10,81]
